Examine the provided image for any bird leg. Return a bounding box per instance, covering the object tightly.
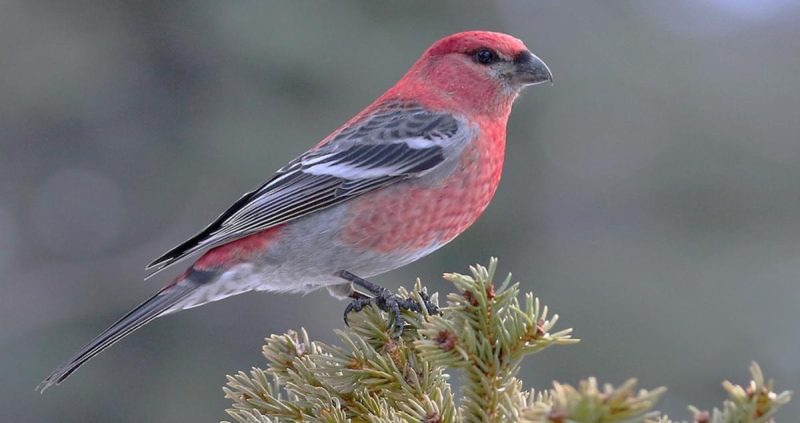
[339,270,439,336]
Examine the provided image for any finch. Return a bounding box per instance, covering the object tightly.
[38,30,552,392]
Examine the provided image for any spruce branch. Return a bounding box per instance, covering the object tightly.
[415,258,577,422]
[519,378,666,423]
[687,362,793,423]
[222,259,792,423]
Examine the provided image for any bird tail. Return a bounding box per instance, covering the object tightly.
[36,276,202,393]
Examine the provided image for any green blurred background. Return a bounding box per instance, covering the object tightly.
[2,1,799,421]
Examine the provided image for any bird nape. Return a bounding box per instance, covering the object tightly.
[37,30,552,393]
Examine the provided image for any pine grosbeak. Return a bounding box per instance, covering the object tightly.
[38,30,552,391]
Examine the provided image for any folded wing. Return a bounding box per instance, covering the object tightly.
[146,102,470,275]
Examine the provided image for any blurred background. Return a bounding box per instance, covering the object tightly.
[2,1,799,421]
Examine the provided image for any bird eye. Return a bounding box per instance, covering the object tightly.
[473,48,498,65]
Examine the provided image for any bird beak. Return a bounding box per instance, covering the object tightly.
[511,51,553,86]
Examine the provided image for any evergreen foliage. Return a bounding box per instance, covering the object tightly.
[223,259,791,422]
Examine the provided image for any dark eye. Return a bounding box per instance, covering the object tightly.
[474,48,498,65]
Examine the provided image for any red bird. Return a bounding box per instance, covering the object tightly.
[38,30,552,391]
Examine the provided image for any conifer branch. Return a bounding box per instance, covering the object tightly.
[222,259,792,422]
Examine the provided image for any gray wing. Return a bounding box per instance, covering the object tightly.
[146,102,470,275]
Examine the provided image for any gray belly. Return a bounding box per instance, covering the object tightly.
[245,203,443,294]
[169,198,446,312]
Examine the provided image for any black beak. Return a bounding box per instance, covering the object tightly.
[512,51,553,86]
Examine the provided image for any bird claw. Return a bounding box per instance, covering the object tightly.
[343,289,440,337]
[343,297,373,327]
[417,290,440,316]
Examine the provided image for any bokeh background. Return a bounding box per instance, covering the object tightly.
[2,1,799,421]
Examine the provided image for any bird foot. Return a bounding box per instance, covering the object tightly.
[338,270,440,336]
[343,288,439,336]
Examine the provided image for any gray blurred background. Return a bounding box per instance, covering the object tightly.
[2,1,799,421]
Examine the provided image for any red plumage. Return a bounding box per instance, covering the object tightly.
[39,31,552,392]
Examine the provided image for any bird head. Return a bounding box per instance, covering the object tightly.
[392,31,552,117]
[424,31,552,88]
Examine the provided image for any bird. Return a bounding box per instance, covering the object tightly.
[37,30,552,392]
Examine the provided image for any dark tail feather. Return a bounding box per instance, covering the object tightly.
[36,281,198,393]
